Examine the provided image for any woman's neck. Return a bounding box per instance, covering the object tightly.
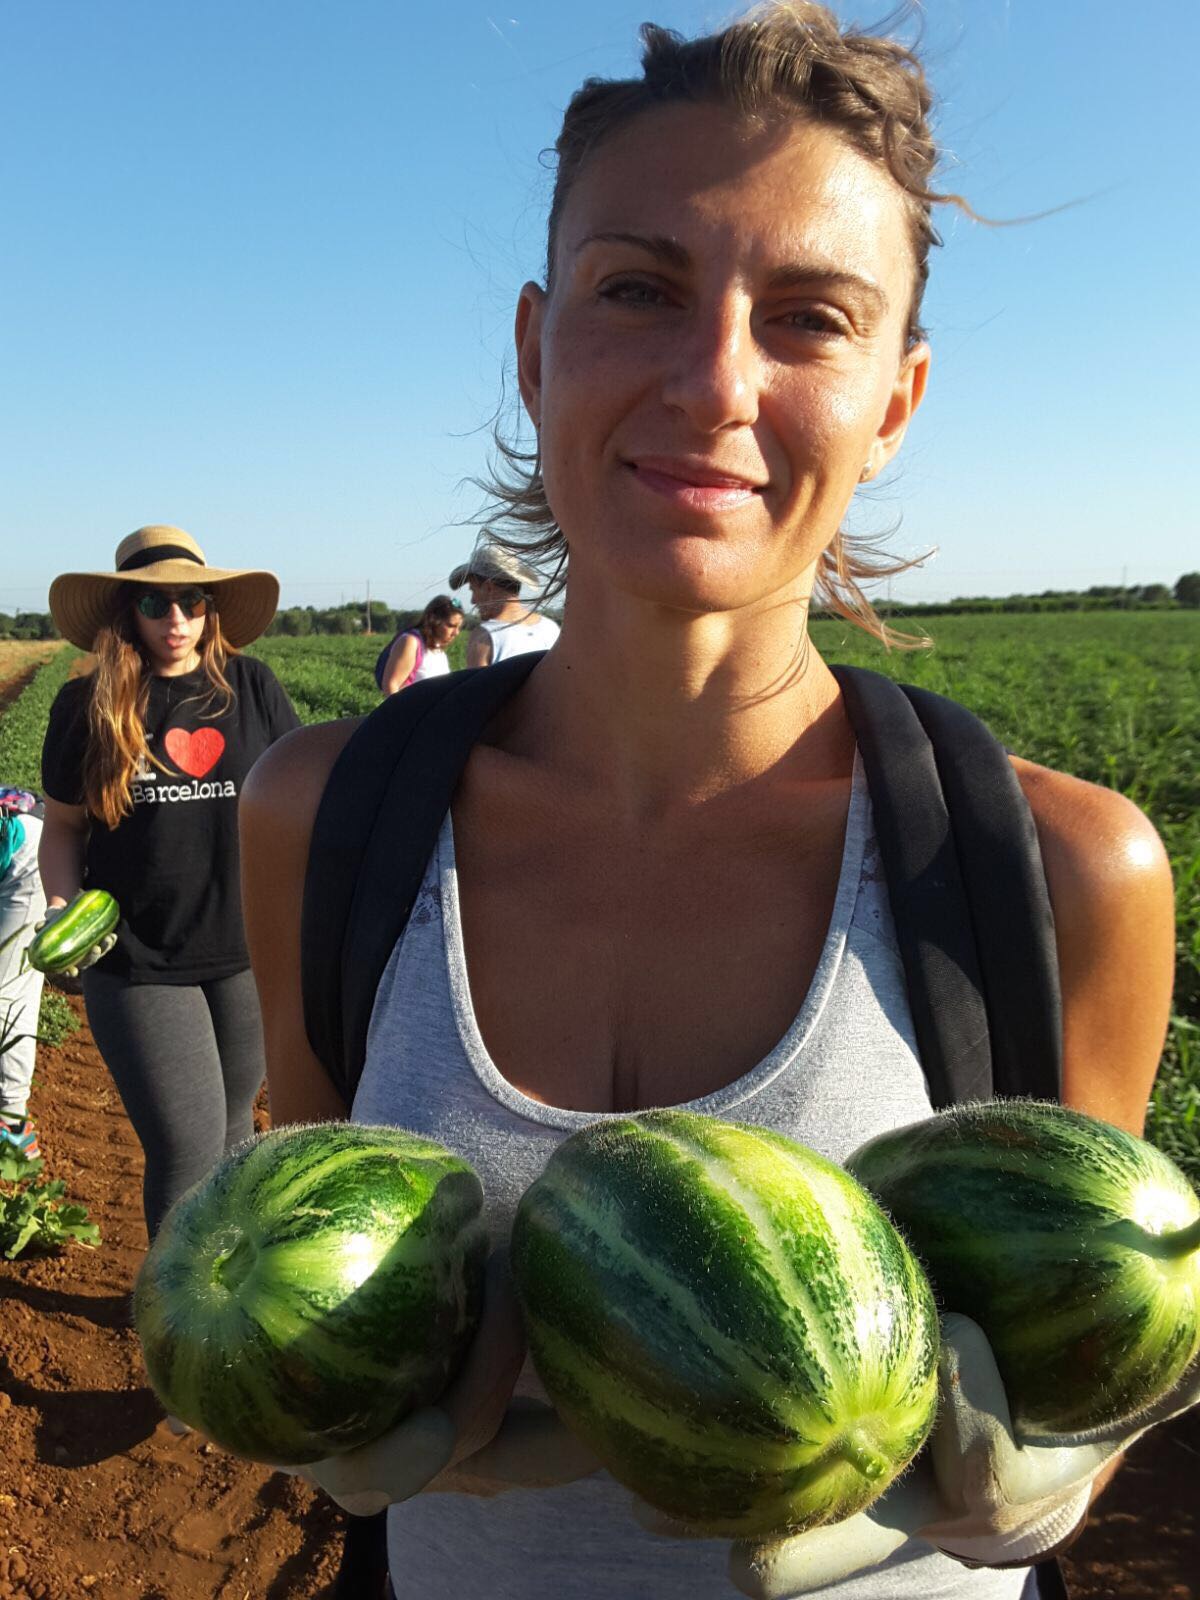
[512,571,851,819]
[151,651,202,678]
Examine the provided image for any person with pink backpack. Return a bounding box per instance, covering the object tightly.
[375,595,463,696]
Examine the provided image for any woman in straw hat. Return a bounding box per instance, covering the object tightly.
[38,525,299,1242]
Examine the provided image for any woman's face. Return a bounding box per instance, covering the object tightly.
[433,614,463,650]
[516,103,929,615]
[132,588,207,674]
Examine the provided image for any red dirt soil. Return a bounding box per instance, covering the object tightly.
[0,998,1195,1599]
[0,998,344,1599]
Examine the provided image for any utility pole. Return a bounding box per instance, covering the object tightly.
[365,579,371,635]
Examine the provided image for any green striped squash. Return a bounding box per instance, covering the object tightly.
[511,1111,939,1538]
[848,1100,1200,1438]
[134,1122,488,1464]
[26,889,119,973]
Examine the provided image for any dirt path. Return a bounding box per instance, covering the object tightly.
[0,643,64,717]
[0,995,1194,1598]
[0,997,344,1599]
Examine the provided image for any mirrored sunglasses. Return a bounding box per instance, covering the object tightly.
[135,587,212,621]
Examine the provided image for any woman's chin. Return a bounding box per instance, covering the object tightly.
[580,537,796,618]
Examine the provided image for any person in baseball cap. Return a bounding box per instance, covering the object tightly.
[448,540,559,666]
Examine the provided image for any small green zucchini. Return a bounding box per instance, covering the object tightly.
[26,890,120,974]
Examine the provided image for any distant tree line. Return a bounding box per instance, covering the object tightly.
[4,575,1199,641]
[266,601,419,637]
[820,574,1200,621]
[0,612,60,640]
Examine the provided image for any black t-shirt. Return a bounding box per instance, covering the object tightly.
[41,654,300,984]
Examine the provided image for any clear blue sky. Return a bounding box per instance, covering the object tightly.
[3,0,1196,612]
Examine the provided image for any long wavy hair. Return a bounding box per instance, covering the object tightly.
[416,594,464,648]
[83,586,236,829]
[478,1,973,647]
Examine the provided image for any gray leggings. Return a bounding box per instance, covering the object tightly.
[82,966,266,1239]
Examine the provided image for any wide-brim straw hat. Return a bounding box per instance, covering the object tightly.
[49,525,280,650]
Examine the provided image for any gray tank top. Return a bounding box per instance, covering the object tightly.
[354,758,1031,1599]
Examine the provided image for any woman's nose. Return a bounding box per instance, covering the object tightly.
[661,301,761,432]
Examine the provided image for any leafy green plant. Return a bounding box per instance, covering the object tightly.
[0,1146,101,1258]
[0,929,99,1256]
[0,644,80,789]
[814,610,1200,1184]
[37,986,81,1049]
[8,616,1199,1183]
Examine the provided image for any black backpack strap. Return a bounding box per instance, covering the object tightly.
[832,665,993,1109]
[831,665,1062,1107]
[302,652,543,1104]
[901,682,1062,1102]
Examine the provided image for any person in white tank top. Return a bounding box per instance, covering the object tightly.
[240,8,1180,1598]
[448,539,560,665]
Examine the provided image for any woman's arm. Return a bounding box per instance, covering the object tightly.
[381,634,420,696]
[37,796,89,909]
[1015,758,1176,1517]
[239,719,360,1125]
[1014,758,1175,1136]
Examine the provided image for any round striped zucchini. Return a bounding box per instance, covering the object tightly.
[134,1121,488,1464]
[512,1110,939,1538]
[25,889,119,973]
[848,1100,1200,1438]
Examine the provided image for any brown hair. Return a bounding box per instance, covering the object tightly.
[481,1,966,646]
[417,594,464,648]
[83,589,236,829]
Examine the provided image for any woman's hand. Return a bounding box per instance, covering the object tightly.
[638,1315,1200,1598]
[30,903,117,977]
[276,1250,600,1514]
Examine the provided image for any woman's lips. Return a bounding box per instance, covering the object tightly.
[628,460,764,513]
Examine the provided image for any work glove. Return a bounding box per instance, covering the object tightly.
[31,904,117,977]
[277,1250,601,1516]
[638,1314,1200,1596]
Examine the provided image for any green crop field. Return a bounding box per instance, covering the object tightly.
[2,612,1196,1175]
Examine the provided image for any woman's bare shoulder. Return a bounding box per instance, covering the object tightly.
[1010,755,1174,1131]
[1010,755,1171,896]
[241,717,363,837]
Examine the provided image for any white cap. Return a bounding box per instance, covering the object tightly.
[448,540,539,592]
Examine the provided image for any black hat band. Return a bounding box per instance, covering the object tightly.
[118,545,204,573]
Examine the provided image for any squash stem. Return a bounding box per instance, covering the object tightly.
[1163,1217,1200,1259]
[213,1234,256,1293]
[839,1432,889,1482]
[1107,1216,1200,1261]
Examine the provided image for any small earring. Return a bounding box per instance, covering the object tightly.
[859,462,873,483]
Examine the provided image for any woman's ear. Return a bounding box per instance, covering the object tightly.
[515,283,546,430]
[867,341,931,479]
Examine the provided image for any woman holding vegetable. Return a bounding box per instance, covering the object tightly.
[40,525,299,1241]
[241,7,1185,1598]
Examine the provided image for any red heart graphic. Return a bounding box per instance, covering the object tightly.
[163,726,226,779]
